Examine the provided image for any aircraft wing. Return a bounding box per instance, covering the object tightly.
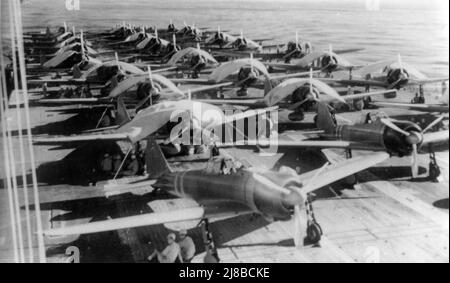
[341,90,398,102]
[297,152,390,195]
[36,97,111,105]
[410,77,449,86]
[320,78,388,88]
[27,78,97,86]
[187,82,234,94]
[334,48,365,55]
[44,207,206,236]
[266,62,305,72]
[422,130,449,146]
[370,101,449,113]
[33,132,133,144]
[194,98,264,107]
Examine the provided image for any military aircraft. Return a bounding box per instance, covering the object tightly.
[323,55,450,92]
[219,102,449,178]
[196,69,398,120]
[266,44,362,75]
[43,135,389,247]
[29,30,101,70]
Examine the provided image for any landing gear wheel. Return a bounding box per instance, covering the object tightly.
[288,110,305,121]
[428,151,441,182]
[306,222,323,244]
[305,194,323,245]
[344,174,358,187]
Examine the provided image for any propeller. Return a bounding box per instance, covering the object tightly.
[290,162,329,247]
[283,31,301,60]
[236,53,259,86]
[380,117,430,178]
[387,54,408,89]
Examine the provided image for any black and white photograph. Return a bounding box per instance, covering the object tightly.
[0,0,448,265]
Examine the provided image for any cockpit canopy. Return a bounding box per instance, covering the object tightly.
[203,156,244,175]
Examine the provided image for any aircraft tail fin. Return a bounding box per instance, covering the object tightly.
[316,102,337,134]
[145,136,172,178]
[115,96,131,125]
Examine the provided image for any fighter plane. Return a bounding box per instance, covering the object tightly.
[219,102,449,178]
[323,55,450,93]
[196,69,398,120]
[266,44,362,75]
[32,30,101,70]
[42,135,389,247]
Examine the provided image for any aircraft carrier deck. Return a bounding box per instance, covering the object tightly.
[0,90,448,263]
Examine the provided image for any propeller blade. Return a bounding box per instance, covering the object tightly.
[380,118,410,136]
[295,31,299,47]
[115,52,124,75]
[250,53,254,73]
[173,34,176,46]
[80,29,85,58]
[64,22,67,33]
[411,144,419,178]
[309,68,313,98]
[147,66,154,89]
[398,54,404,76]
[293,205,302,248]
[422,116,444,134]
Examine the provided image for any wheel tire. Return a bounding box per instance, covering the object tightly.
[307,223,323,244]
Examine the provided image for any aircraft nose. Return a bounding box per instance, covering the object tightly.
[281,188,305,210]
[405,131,423,145]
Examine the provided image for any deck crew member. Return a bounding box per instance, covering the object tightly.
[178,230,196,263]
[112,153,123,176]
[99,153,113,178]
[148,233,183,263]
[122,153,139,176]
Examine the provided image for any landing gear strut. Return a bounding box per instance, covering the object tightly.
[305,194,323,245]
[200,219,220,263]
[428,151,441,183]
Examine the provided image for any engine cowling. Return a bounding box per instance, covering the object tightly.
[334,120,422,157]
[321,55,338,72]
[237,66,258,87]
[387,68,409,89]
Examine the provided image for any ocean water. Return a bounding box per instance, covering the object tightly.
[3,0,449,77]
